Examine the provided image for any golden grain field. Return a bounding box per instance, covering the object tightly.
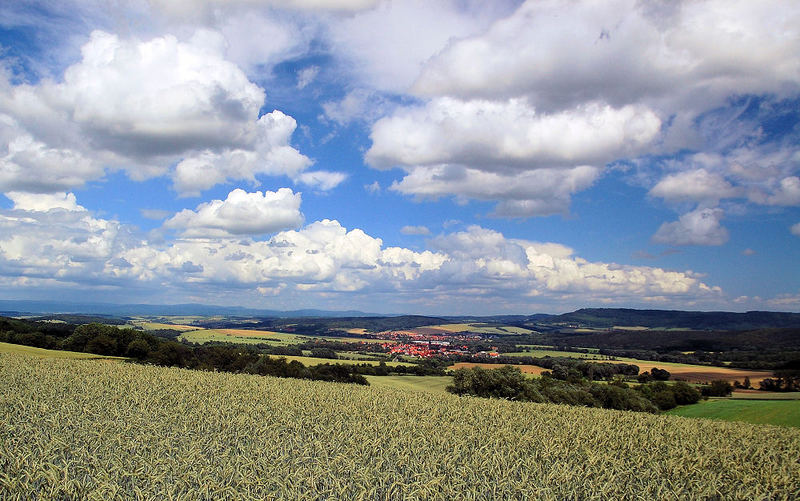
[1,353,799,500]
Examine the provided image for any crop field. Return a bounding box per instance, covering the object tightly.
[0,342,123,360]
[2,354,799,499]
[606,358,773,385]
[178,329,390,346]
[730,391,800,400]
[424,323,535,335]
[667,398,800,428]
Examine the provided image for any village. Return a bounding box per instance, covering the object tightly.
[376,330,500,359]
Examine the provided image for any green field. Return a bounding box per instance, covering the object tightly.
[178,329,305,345]
[0,342,124,360]
[668,398,800,428]
[504,348,606,359]
[1,354,798,499]
[364,375,452,394]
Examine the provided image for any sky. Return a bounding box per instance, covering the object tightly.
[0,0,798,315]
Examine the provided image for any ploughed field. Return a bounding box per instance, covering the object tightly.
[2,354,800,500]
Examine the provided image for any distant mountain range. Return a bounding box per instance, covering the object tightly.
[0,300,384,318]
[1,300,799,330]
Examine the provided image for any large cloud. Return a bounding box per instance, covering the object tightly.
[413,0,800,111]
[164,188,304,238]
[364,0,800,219]
[0,30,336,196]
[391,165,599,217]
[0,193,132,286]
[366,98,656,216]
[0,194,724,311]
[326,0,509,93]
[367,98,661,170]
[170,111,313,196]
[117,222,721,304]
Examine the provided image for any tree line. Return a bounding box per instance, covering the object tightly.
[446,353,640,381]
[0,319,369,385]
[447,365,705,413]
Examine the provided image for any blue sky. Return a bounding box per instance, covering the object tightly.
[0,0,798,315]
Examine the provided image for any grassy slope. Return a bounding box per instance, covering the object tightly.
[0,342,124,360]
[364,375,452,394]
[2,354,799,499]
[668,398,800,428]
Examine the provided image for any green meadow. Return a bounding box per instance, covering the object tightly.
[667,397,800,428]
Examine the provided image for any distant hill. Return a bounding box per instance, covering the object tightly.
[532,308,800,330]
[1,301,799,330]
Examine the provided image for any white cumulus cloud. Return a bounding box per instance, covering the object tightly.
[367,98,660,170]
[0,30,330,197]
[649,169,739,203]
[391,165,600,217]
[0,197,726,311]
[164,188,304,238]
[5,192,83,212]
[413,0,800,111]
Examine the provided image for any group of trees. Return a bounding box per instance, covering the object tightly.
[448,353,640,382]
[637,367,671,382]
[758,361,800,391]
[0,320,370,385]
[447,366,702,413]
[243,356,368,385]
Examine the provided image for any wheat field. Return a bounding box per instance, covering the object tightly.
[1,353,799,500]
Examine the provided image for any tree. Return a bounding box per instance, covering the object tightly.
[650,367,671,381]
[85,334,117,355]
[651,390,677,410]
[701,380,733,397]
[671,381,701,405]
